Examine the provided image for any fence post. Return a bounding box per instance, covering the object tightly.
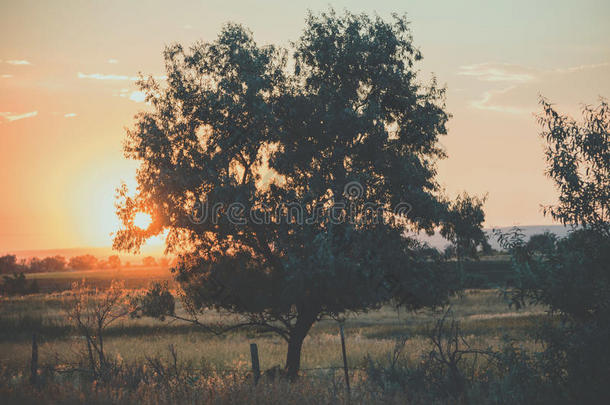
[339,323,351,396]
[250,343,260,386]
[30,333,38,385]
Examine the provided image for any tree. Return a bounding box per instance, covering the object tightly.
[538,97,609,236]
[115,10,485,378]
[1,272,39,295]
[67,280,131,379]
[526,232,556,255]
[68,254,98,270]
[108,255,121,269]
[142,256,157,267]
[498,98,610,401]
[0,255,22,274]
[29,255,67,273]
[440,193,490,263]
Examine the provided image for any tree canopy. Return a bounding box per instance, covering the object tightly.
[115,10,486,377]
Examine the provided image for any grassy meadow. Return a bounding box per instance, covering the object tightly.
[0,268,550,404]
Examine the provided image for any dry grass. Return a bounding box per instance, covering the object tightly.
[0,289,544,370]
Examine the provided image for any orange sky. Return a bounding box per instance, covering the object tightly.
[1,0,609,252]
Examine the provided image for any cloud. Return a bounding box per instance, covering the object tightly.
[458,63,536,83]
[0,111,38,122]
[77,72,137,81]
[1,74,12,78]
[184,24,193,30]
[6,60,31,65]
[460,61,610,114]
[64,113,77,118]
[107,59,119,64]
[78,72,166,82]
[470,86,528,114]
[554,62,610,73]
[128,91,146,103]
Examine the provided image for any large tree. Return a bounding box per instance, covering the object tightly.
[115,10,485,378]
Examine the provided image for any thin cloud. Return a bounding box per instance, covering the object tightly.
[64,113,77,118]
[458,63,536,83]
[1,74,12,78]
[78,72,166,81]
[471,87,527,114]
[461,61,610,114]
[107,59,119,64]
[77,72,137,81]
[128,91,146,103]
[555,61,610,73]
[6,60,31,65]
[0,111,38,122]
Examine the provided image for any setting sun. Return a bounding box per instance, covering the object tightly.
[133,212,152,230]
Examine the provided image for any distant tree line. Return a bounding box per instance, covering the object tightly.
[0,254,173,275]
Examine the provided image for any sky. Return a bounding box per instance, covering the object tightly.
[0,0,609,252]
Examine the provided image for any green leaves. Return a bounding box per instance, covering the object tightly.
[538,97,609,236]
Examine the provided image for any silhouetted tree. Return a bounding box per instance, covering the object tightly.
[440,193,490,263]
[29,255,67,273]
[108,255,121,269]
[499,97,610,402]
[142,256,157,267]
[1,272,39,295]
[0,255,23,274]
[539,97,609,236]
[115,10,486,378]
[68,254,99,270]
[526,232,557,255]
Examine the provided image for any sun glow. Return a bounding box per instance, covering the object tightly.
[134,212,152,230]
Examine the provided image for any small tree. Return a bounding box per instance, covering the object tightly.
[69,254,99,270]
[142,256,157,267]
[108,255,121,269]
[440,193,489,263]
[115,10,486,378]
[526,232,556,255]
[0,255,25,275]
[67,280,131,379]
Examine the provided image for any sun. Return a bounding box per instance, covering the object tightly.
[133,212,152,230]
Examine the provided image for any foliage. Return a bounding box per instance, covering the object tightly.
[363,311,560,405]
[108,255,122,269]
[68,254,99,270]
[142,256,157,267]
[538,97,609,236]
[0,272,39,295]
[0,255,26,275]
[441,192,490,261]
[28,255,67,273]
[131,281,175,321]
[114,9,486,377]
[494,97,610,404]
[525,232,556,255]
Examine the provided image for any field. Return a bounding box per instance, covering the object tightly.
[25,266,175,292]
[0,268,549,404]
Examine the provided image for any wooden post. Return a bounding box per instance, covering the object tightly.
[250,343,260,386]
[339,323,350,396]
[30,333,38,385]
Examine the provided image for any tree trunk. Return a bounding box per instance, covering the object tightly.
[284,311,316,380]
